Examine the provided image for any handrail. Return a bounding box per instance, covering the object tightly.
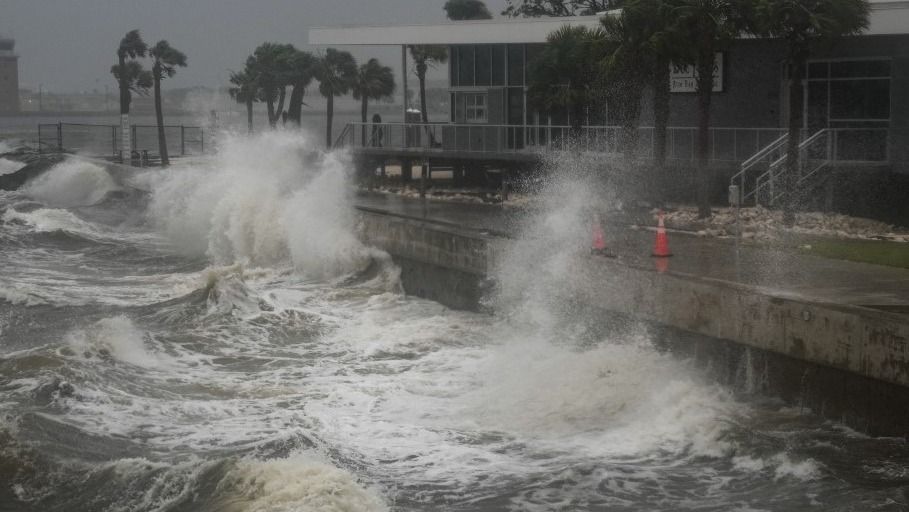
[333,123,352,148]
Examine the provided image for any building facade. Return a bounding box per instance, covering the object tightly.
[311,0,909,173]
[0,37,19,114]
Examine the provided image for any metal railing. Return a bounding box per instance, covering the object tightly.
[37,122,205,161]
[337,121,791,164]
[732,127,890,208]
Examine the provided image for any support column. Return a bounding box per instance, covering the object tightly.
[402,45,408,122]
[401,159,413,182]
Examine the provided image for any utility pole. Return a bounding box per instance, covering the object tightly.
[38,84,43,112]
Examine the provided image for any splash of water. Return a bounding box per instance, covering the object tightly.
[213,452,389,512]
[63,316,169,369]
[146,131,375,279]
[23,158,119,208]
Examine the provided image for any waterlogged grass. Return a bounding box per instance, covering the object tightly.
[799,239,909,269]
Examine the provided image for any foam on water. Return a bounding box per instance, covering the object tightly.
[23,158,119,208]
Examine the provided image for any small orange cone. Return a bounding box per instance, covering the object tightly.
[652,210,673,258]
[591,214,616,258]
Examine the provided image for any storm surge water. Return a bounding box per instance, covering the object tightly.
[0,132,907,511]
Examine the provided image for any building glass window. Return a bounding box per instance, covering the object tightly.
[507,44,524,86]
[807,59,891,122]
[492,45,506,86]
[458,46,475,87]
[450,46,459,87]
[465,93,487,123]
[476,45,492,86]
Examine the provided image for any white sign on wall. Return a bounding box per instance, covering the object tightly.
[670,53,724,93]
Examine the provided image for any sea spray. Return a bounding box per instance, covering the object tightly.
[147,131,375,278]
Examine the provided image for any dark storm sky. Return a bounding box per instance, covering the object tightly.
[0,0,499,92]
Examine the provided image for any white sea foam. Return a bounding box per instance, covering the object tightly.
[23,158,118,207]
[0,157,24,176]
[2,206,102,235]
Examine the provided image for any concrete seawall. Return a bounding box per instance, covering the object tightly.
[355,207,909,435]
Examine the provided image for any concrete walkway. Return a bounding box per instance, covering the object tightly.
[355,191,909,310]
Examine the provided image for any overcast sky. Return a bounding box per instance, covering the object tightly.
[1,0,503,93]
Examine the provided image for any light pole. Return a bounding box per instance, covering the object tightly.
[38,83,43,112]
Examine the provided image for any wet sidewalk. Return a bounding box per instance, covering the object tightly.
[354,191,909,309]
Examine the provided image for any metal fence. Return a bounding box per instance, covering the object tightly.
[37,122,204,160]
[337,122,796,164]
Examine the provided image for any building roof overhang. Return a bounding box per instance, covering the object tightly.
[309,1,909,46]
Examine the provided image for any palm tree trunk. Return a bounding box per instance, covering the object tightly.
[361,96,368,146]
[118,56,131,160]
[653,56,671,167]
[326,94,334,148]
[288,85,304,126]
[418,68,436,145]
[275,87,287,125]
[783,54,807,226]
[570,97,584,141]
[621,84,642,161]
[653,56,671,206]
[267,97,277,128]
[695,50,714,219]
[154,73,169,167]
[246,99,254,134]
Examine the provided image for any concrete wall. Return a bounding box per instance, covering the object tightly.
[357,208,909,434]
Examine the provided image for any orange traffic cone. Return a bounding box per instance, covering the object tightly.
[652,210,673,258]
[591,214,616,258]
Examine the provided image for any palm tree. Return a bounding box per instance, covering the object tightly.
[248,43,296,127]
[285,50,317,127]
[602,0,680,199]
[314,48,358,148]
[753,0,870,224]
[444,0,494,19]
[527,25,607,138]
[149,40,187,167]
[667,0,749,218]
[352,58,396,145]
[409,45,448,126]
[229,68,259,134]
[601,11,651,159]
[112,30,150,158]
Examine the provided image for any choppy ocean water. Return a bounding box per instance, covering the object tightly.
[0,133,907,511]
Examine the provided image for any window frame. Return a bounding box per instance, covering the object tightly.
[464,92,488,124]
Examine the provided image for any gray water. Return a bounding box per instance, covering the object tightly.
[0,133,908,512]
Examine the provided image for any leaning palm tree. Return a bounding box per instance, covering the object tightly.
[248,43,296,127]
[112,30,149,159]
[286,50,317,127]
[527,25,607,138]
[149,40,187,167]
[666,0,749,218]
[753,0,870,224]
[351,58,396,146]
[229,68,259,134]
[314,49,358,148]
[408,45,448,125]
